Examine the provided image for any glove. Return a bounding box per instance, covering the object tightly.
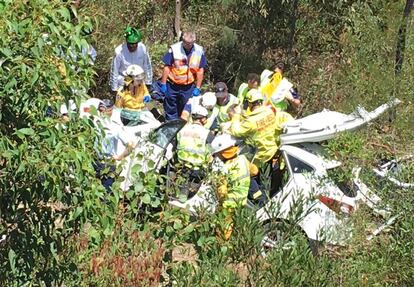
[160,83,167,94]
[192,87,201,97]
[143,95,151,103]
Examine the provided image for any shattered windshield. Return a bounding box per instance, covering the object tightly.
[149,119,186,149]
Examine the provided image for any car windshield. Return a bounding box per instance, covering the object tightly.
[148,119,186,149]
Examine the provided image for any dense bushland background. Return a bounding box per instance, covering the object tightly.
[1,0,413,286]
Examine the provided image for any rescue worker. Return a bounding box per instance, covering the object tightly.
[110,27,153,93]
[93,100,137,191]
[210,134,263,240]
[160,31,207,121]
[229,89,277,167]
[180,92,217,122]
[115,65,151,126]
[237,73,260,110]
[260,61,301,113]
[176,105,214,182]
[209,82,240,131]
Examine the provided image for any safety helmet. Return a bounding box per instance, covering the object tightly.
[260,69,273,84]
[123,65,145,82]
[60,99,77,115]
[124,27,142,44]
[210,133,237,154]
[191,105,208,118]
[246,89,264,103]
[201,92,217,109]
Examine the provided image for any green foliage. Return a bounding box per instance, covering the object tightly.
[0,1,110,285]
[1,0,414,286]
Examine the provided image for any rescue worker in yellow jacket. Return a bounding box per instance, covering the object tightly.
[176,105,214,181]
[237,73,260,110]
[209,82,240,131]
[260,61,301,113]
[115,65,151,125]
[211,134,262,240]
[229,89,278,166]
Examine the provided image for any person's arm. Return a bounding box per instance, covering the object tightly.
[286,88,301,108]
[229,114,252,138]
[237,83,247,103]
[110,53,122,92]
[216,177,228,203]
[161,66,170,84]
[142,44,153,85]
[113,142,135,161]
[249,162,259,177]
[113,130,137,161]
[115,91,123,108]
[195,67,204,89]
[288,98,301,108]
[161,50,174,84]
[142,84,150,97]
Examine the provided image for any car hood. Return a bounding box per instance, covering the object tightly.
[280,99,401,145]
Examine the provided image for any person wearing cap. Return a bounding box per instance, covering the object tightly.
[260,61,301,113]
[180,91,216,122]
[237,73,260,110]
[160,31,207,121]
[115,64,151,125]
[209,82,240,131]
[176,105,214,181]
[110,27,153,93]
[210,134,262,240]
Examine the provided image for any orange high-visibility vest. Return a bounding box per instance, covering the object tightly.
[168,42,203,85]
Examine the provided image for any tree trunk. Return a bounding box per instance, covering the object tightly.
[395,0,413,75]
[174,0,182,41]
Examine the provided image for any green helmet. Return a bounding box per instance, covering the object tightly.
[124,27,142,44]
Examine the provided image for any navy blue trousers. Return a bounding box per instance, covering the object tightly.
[163,82,195,121]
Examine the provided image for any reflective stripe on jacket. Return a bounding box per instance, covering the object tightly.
[237,83,249,104]
[177,123,210,167]
[209,94,239,127]
[168,42,204,85]
[229,105,278,165]
[222,155,251,209]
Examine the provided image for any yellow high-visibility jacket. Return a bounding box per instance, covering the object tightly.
[115,84,149,111]
[229,105,278,165]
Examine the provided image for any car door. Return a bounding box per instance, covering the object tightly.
[257,150,315,222]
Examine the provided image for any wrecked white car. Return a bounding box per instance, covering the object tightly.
[169,99,401,251]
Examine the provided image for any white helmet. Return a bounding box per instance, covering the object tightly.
[191,105,208,118]
[260,69,273,84]
[59,99,77,115]
[124,64,145,81]
[201,92,217,109]
[210,133,237,154]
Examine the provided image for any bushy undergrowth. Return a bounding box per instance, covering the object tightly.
[1,0,413,286]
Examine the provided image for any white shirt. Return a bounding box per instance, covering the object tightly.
[98,118,134,158]
[110,43,153,91]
